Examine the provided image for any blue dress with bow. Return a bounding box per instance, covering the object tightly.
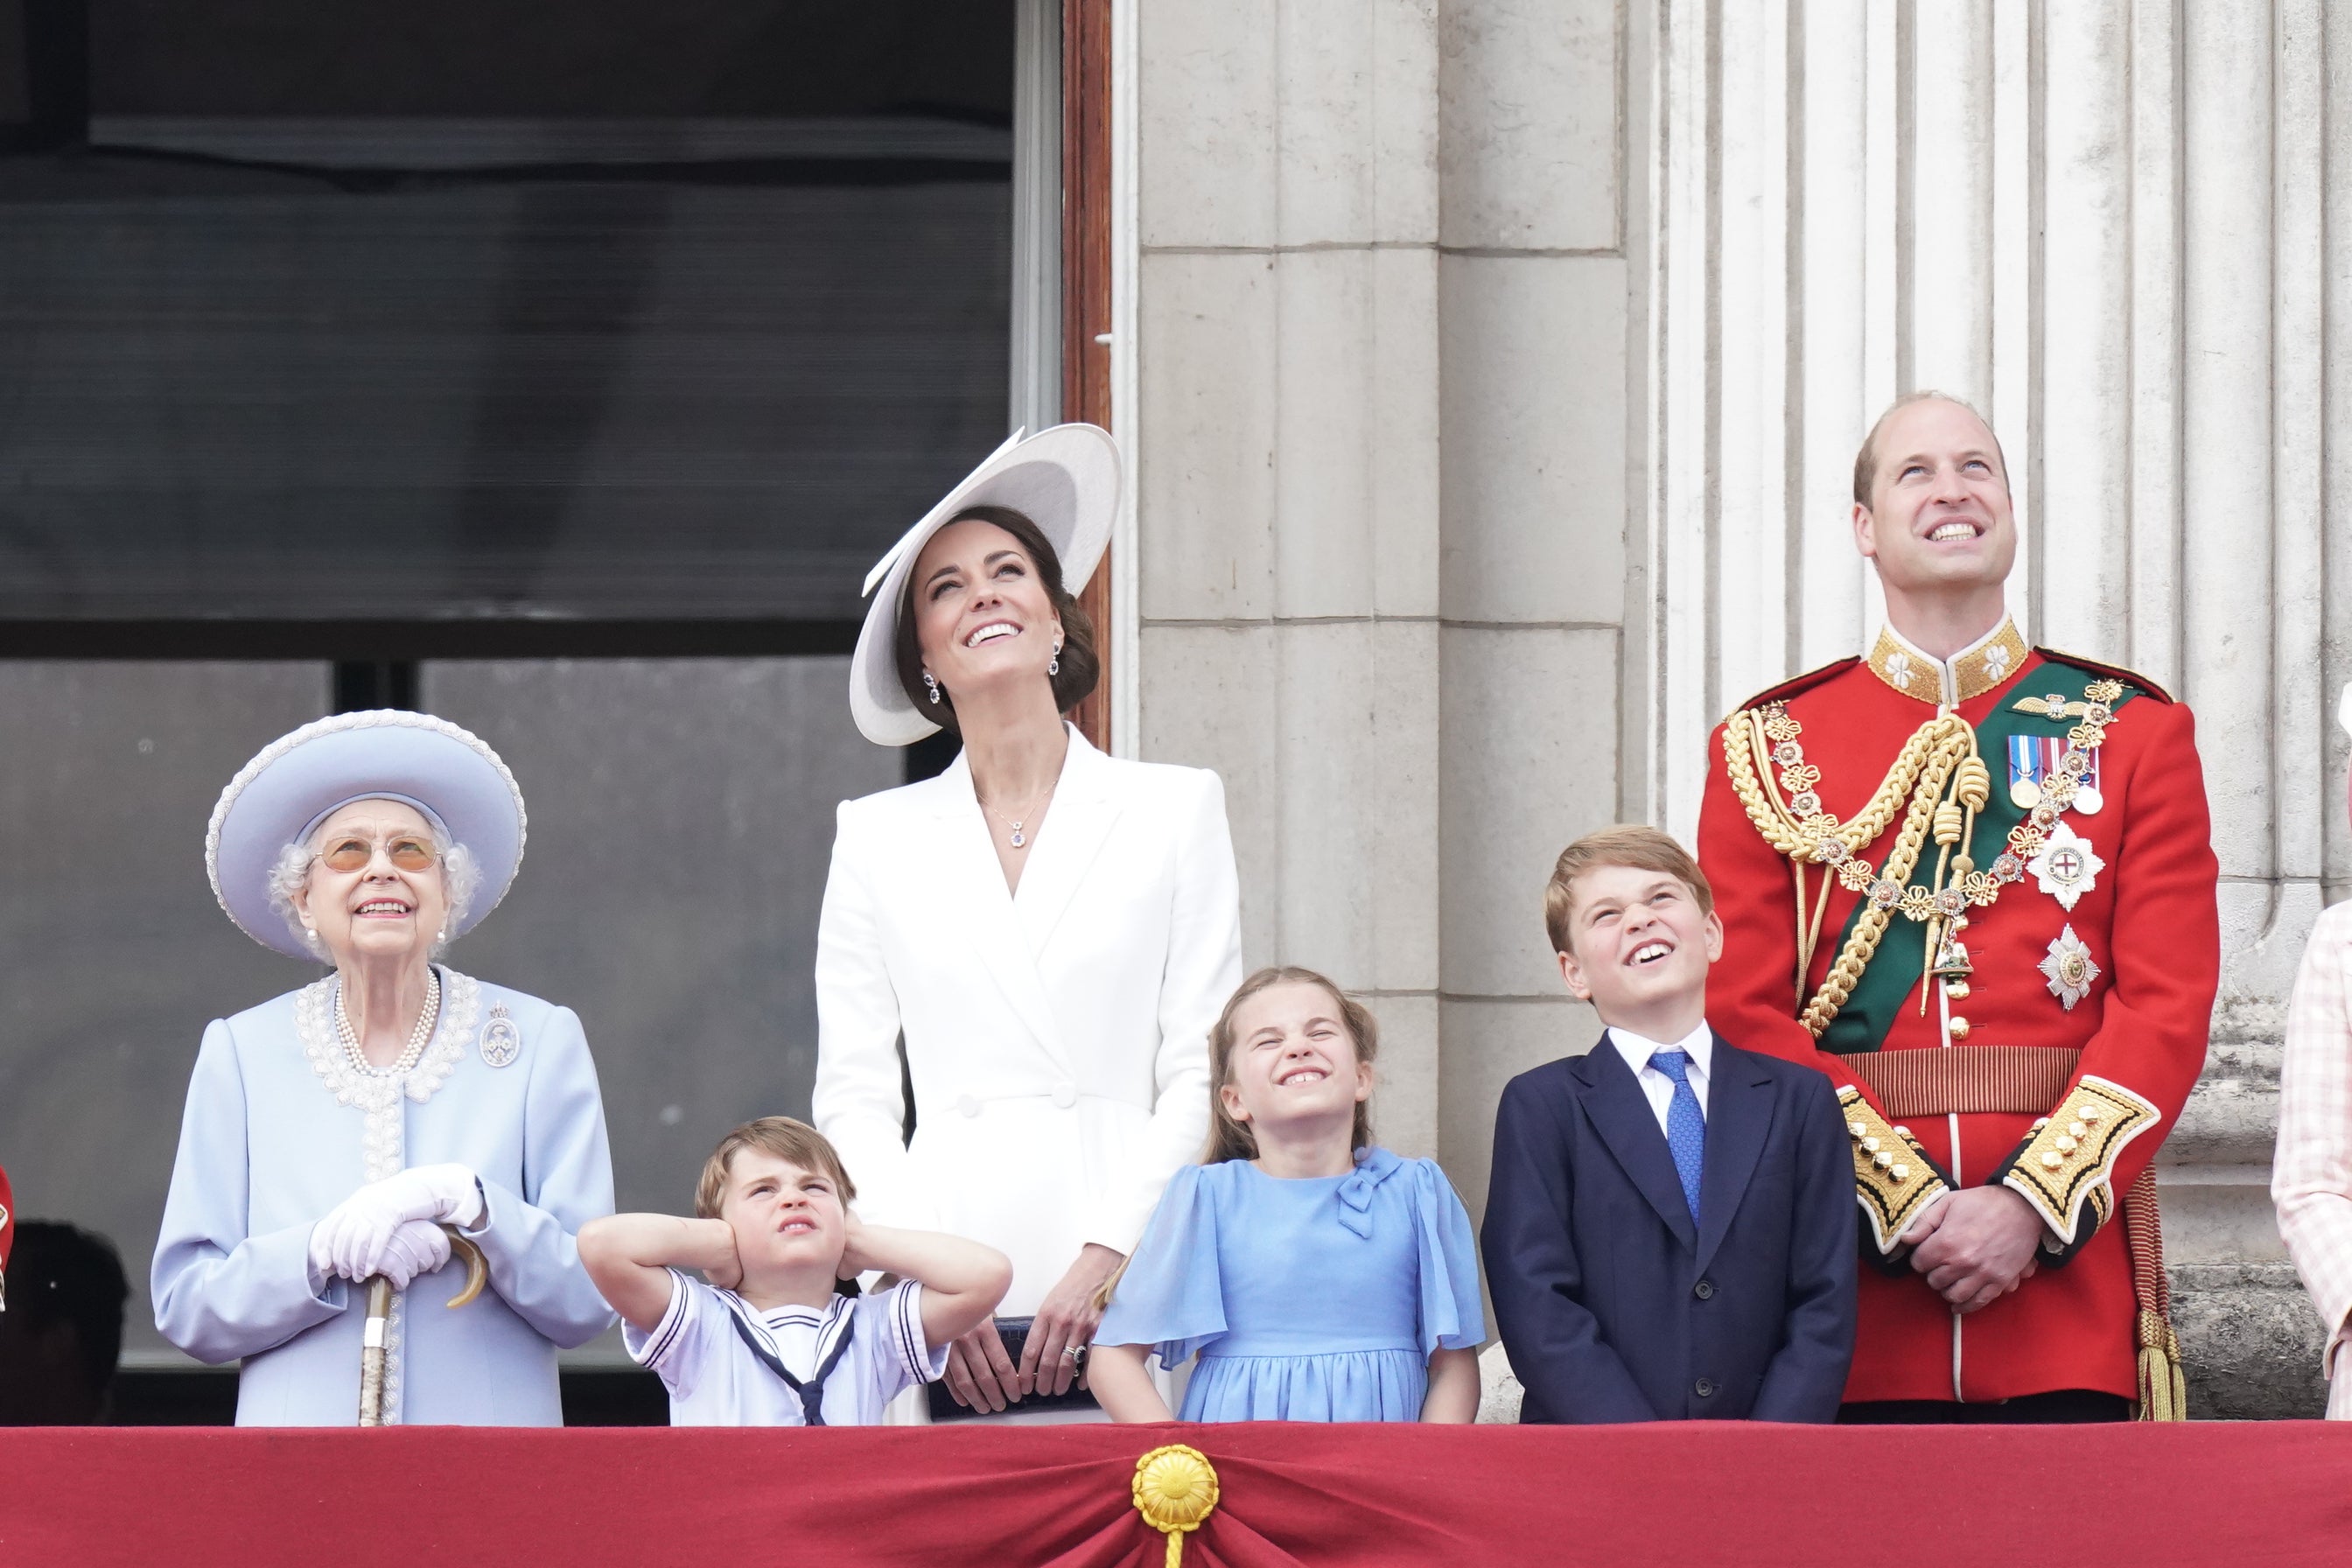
[1095,1147,1483,1421]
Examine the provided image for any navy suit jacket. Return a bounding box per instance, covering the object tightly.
[1481,1030,1855,1422]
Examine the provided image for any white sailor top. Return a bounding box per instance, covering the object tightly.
[150,970,617,1425]
[626,1272,942,1426]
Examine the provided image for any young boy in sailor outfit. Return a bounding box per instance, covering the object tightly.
[581,1117,1010,1425]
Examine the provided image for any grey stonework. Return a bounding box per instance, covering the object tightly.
[2175,1265,2325,1420]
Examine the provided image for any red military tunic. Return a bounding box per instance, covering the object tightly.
[1698,616,2219,1406]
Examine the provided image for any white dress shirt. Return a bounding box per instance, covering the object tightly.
[1606,1020,1715,1135]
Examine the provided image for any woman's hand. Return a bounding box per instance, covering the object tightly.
[309,1165,483,1283]
[943,1320,1024,1411]
[1019,1242,1125,1398]
[372,1220,452,1292]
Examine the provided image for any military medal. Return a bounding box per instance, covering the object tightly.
[2007,733,2102,814]
[478,1003,521,1068]
[2039,926,2101,1010]
[1723,651,2134,1040]
[2026,820,2104,911]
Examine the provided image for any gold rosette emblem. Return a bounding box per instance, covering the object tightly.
[1132,1445,1221,1567]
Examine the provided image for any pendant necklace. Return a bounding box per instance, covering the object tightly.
[336,969,442,1076]
[978,781,1056,850]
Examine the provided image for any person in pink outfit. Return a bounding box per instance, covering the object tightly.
[2272,686,2352,1418]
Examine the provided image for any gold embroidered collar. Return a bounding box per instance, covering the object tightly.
[1865,617,2028,707]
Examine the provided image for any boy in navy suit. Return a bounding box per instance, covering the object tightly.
[1483,826,1854,1422]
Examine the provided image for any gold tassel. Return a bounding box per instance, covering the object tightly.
[2135,1309,2186,1422]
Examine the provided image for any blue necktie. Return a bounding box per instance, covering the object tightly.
[1648,1047,1705,1225]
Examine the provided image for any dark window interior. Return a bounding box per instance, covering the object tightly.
[0,0,1015,640]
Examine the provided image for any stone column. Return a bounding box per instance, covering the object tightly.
[1432,0,1636,1216]
[1125,0,1635,1193]
[1129,0,1446,1156]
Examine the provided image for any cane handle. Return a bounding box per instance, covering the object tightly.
[443,1228,487,1309]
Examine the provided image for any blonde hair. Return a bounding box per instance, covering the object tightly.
[694,1116,857,1220]
[1203,967,1379,1164]
[1544,824,1714,956]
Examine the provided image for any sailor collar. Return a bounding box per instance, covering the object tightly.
[1865,615,2030,708]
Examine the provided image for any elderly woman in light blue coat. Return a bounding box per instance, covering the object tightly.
[153,711,615,1424]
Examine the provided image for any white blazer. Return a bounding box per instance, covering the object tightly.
[812,726,1242,1313]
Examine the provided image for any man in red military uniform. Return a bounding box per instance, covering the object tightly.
[1698,392,2220,1420]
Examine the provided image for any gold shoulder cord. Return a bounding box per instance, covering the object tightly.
[1723,705,1974,1035]
[1722,678,2130,1040]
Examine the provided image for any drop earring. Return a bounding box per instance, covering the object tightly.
[1049,639,1062,678]
[923,672,942,705]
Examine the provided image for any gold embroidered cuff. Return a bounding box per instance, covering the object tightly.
[1998,1074,2160,1243]
[1838,1086,1951,1255]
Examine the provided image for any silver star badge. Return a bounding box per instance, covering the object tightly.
[2026,820,2104,911]
[2039,926,2101,1010]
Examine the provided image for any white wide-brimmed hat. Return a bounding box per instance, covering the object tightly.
[850,423,1121,746]
[206,710,528,959]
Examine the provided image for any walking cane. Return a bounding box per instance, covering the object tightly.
[359,1227,489,1426]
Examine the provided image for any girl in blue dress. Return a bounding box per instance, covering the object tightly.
[1090,966,1483,1422]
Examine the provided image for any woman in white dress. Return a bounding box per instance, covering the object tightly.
[152,711,616,1424]
[815,426,1244,1418]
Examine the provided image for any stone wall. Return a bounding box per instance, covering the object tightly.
[1121,1,2349,1415]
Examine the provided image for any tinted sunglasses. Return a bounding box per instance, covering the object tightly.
[312,833,440,873]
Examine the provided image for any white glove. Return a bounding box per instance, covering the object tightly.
[308,1164,484,1284]
[373,1221,453,1291]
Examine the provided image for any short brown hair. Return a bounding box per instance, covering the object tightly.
[694,1116,857,1220]
[1204,967,1378,1164]
[1852,390,2012,508]
[893,504,1102,733]
[1544,825,1714,956]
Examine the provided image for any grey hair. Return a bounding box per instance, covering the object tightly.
[266,817,481,962]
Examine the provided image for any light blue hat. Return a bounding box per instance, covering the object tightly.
[206,710,528,958]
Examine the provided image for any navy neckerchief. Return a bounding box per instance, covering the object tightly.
[724,1298,858,1426]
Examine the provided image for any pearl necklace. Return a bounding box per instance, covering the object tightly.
[336,969,442,1077]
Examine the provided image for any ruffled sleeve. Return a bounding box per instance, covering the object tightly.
[1404,1155,1486,1357]
[1094,1162,1228,1370]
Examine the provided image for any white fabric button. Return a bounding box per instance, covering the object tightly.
[1052,1084,1078,1110]
[956,1096,982,1118]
